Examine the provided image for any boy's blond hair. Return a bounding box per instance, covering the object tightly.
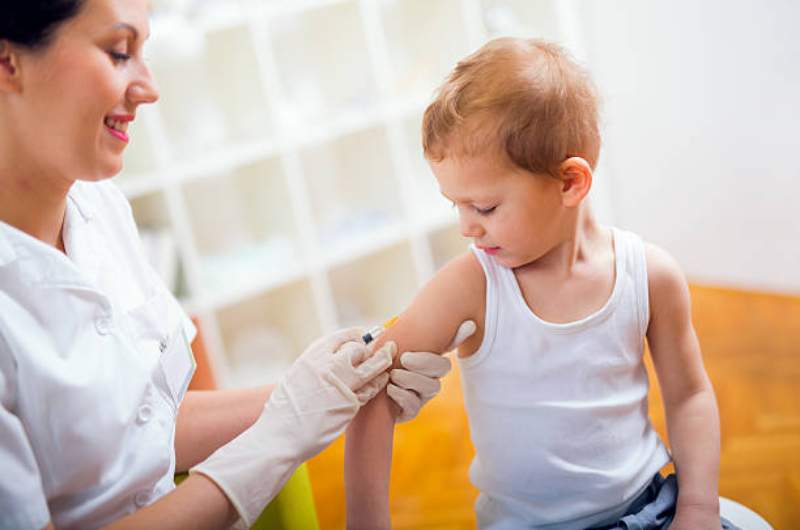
[422,38,601,176]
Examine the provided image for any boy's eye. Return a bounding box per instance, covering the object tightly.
[475,205,497,215]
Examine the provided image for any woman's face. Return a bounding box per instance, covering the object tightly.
[5,0,158,183]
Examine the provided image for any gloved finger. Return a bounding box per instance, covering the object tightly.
[337,340,368,367]
[355,372,390,404]
[446,320,477,351]
[389,368,441,400]
[324,327,367,353]
[386,383,421,423]
[353,341,395,385]
[399,351,452,378]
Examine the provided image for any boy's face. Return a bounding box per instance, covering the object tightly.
[431,149,568,269]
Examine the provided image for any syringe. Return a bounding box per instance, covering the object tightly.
[362,316,399,344]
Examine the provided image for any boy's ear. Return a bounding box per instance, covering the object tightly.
[557,157,593,208]
[0,41,23,93]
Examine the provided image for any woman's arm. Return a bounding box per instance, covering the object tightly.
[174,386,273,472]
[43,478,239,530]
[102,474,238,530]
[645,244,722,529]
[345,253,485,530]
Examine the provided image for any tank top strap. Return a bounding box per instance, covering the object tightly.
[468,244,502,360]
[611,227,650,338]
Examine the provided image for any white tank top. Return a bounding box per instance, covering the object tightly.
[459,227,671,529]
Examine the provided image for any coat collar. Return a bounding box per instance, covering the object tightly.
[0,183,100,289]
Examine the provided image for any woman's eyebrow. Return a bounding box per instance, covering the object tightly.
[112,22,140,40]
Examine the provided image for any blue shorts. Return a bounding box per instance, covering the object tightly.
[589,474,741,530]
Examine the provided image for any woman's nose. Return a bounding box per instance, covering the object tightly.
[128,66,160,105]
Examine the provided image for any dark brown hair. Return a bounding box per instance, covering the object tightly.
[1,1,86,50]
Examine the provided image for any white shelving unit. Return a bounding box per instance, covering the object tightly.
[119,0,580,388]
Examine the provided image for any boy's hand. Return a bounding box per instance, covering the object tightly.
[387,320,476,422]
[670,505,722,530]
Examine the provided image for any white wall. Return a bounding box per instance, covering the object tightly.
[577,0,800,294]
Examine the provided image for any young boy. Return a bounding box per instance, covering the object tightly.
[344,39,737,530]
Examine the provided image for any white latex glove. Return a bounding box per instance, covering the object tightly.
[387,319,477,422]
[190,328,395,528]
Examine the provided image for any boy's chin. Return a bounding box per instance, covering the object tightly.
[500,253,538,269]
[495,254,521,268]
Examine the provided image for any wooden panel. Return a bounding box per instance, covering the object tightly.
[308,284,800,528]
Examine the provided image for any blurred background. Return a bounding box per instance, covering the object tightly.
[118,0,799,527]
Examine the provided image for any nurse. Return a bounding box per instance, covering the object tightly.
[0,1,475,529]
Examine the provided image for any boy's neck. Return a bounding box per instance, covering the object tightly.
[528,202,607,275]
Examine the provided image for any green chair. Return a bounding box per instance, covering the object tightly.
[175,464,320,530]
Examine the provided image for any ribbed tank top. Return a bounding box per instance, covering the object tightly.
[459,227,671,529]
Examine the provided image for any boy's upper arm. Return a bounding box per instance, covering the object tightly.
[645,243,712,407]
[371,251,485,360]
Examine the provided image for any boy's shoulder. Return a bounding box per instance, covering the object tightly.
[399,250,486,354]
[437,249,485,283]
[641,239,691,334]
[642,241,687,295]
[426,250,486,317]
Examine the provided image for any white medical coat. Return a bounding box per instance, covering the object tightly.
[0,180,196,530]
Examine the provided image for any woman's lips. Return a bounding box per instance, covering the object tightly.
[104,114,133,144]
[105,125,129,143]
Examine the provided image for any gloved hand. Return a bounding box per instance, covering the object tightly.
[190,328,395,528]
[387,320,476,422]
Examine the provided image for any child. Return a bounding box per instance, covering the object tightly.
[344,38,737,530]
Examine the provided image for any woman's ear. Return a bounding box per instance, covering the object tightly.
[0,41,23,93]
[557,157,593,208]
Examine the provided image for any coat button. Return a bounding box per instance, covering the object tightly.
[159,338,168,353]
[136,404,153,424]
[95,317,113,335]
[134,489,152,508]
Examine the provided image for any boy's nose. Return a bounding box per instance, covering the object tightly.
[459,217,485,238]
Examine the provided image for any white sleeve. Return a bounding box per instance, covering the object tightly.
[0,335,50,530]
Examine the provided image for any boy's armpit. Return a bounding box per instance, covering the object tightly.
[370,251,486,362]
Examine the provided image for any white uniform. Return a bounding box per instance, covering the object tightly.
[460,228,671,530]
[0,180,196,530]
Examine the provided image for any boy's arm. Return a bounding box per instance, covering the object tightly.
[645,244,722,529]
[344,253,485,530]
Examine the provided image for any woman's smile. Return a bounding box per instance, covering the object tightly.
[104,113,133,143]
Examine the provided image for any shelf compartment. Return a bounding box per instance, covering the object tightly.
[216,279,322,386]
[268,1,378,127]
[328,241,418,328]
[379,0,472,100]
[117,107,159,179]
[480,0,565,41]
[401,112,455,223]
[299,125,405,250]
[180,157,300,298]
[148,16,274,162]
[427,222,468,271]
[129,191,188,298]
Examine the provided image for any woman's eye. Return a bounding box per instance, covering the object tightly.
[109,50,131,63]
[475,205,497,215]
